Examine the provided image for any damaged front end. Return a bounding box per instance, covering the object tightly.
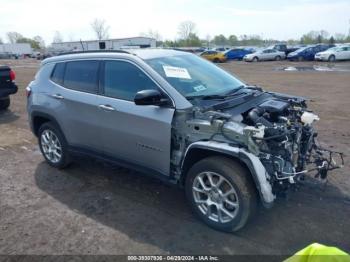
[172,88,344,206]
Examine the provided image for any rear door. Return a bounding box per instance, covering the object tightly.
[50,60,103,151]
[338,47,348,60]
[261,50,271,60]
[97,59,175,176]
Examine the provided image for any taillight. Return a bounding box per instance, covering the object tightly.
[9,70,16,81]
[26,86,31,97]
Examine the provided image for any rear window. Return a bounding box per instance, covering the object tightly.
[51,63,66,85]
[63,60,99,93]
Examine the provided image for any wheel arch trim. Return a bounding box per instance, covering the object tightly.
[181,141,275,207]
[30,111,63,137]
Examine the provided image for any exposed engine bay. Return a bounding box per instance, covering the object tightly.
[171,86,344,201]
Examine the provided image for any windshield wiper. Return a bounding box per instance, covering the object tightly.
[186,85,246,101]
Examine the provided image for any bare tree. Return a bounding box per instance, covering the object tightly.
[7,32,23,43]
[140,29,162,41]
[0,37,3,44]
[33,36,45,49]
[90,19,110,40]
[178,21,196,40]
[53,31,63,43]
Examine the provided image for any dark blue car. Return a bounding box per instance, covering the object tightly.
[224,48,253,60]
[287,44,334,61]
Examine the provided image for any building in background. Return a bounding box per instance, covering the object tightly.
[51,37,156,52]
[0,43,33,56]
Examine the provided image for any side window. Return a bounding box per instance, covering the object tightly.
[63,60,99,93]
[51,62,66,85]
[103,60,158,101]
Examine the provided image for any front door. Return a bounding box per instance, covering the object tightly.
[97,60,175,176]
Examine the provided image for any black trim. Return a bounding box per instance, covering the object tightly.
[68,145,176,185]
[58,50,130,56]
[30,111,62,136]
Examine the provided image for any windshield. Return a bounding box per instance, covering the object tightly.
[327,47,342,52]
[145,54,244,98]
[296,46,312,52]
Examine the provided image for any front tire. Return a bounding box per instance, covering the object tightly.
[275,55,281,61]
[38,122,71,169]
[0,97,10,110]
[185,156,257,232]
[252,57,259,62]
[213,58,220,63]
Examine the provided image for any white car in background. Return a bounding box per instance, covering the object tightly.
[315,46,350,62]
[243,49,286,62]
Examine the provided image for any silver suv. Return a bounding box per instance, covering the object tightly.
[27,49,342,232]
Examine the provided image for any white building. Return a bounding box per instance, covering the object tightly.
[0,43,33,55]
[51,37,156,52]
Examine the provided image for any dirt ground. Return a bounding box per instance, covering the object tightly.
[0,58,349,255]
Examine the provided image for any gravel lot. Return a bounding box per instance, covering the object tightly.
[0,59,349,255]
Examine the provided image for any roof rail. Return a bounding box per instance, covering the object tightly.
[57,50,131,56]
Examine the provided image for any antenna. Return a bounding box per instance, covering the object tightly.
[80,39,85,51]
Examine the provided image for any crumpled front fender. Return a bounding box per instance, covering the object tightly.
[182,141,275,207]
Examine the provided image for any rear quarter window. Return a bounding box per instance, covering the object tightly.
[50,62,66,85]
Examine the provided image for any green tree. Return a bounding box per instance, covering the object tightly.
[329,36,335,44]
[17,37,41,49]
[212,34,227,46]
[228,35,238,46]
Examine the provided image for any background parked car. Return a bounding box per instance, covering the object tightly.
[0,65,17,110]
[200,50,227,63]
[315,45,350,62]
[213,47,230,52]
[224,48,253,60]
[243,49,286,62]
[287,44,334,61]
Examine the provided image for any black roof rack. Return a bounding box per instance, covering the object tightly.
[57,50,131,56]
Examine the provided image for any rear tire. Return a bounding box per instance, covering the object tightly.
[213,58,220,63]
[275,56,281,61]
[0,97,10,110]
[328,55,335,62]
[185,156,257,232]
[38,122,71,169]
[298,56,303,62]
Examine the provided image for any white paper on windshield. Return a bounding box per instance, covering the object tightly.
[193,85,207,92]
[163,66,191,79]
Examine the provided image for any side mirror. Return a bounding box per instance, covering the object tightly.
[134,89,170,106]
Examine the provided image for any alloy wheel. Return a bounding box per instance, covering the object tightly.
[192,171,239,223]
[40,129,62,163]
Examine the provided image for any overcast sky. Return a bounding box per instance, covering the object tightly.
[0,0,349,44]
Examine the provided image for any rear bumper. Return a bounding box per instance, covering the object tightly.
[0,83,18,98]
